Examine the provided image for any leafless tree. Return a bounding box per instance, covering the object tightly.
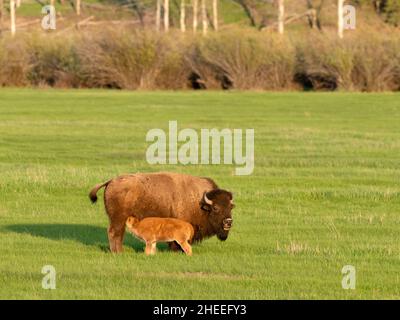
[193,0,198,32]
[164,0,169,31]
[338,0,344,38]
[306,0,325,30]
[156,0,161,31]
[0,0,4,35]
[234,0,256,27]
[180,0,186,32]
[10,0,16,35]
[212,0,218,31]
[278,0,284,34]
[129,0,146,27]
[76,0,81,15]
[201,0,207,34]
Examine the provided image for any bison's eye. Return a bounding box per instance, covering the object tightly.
[212,205,220,212]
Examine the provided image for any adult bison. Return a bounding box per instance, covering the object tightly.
[89,172,234,253]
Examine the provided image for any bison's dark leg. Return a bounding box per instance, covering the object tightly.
[108,222,126,253]
[168,241,184,252]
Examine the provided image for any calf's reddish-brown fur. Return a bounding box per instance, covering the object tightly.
[126,216,194,256]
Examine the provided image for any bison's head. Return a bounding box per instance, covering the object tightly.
[200,189,234,241]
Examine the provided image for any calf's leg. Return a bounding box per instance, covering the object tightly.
[145,241,156,255]
[178,240,193,256]
[151,242,157,255]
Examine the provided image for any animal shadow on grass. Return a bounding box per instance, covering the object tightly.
[4,224,169,253]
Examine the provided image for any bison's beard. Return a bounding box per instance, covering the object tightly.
[217,230,229,241]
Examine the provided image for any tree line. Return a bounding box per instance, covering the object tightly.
[0,0,398,37]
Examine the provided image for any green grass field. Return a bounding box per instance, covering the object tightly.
[0,89,399,299]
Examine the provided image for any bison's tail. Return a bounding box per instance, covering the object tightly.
[89,180,111,203]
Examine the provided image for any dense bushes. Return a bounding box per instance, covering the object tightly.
[76,29,189,89]
[296,31,400,91]
[186,30,296,90]
[0,27,399,91]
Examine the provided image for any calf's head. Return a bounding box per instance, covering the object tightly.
[200,189,234,241]
[126,216,139,230]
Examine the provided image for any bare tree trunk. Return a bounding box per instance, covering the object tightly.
[0,0,3,35]
[375,0,381,13]
[278,0,284,34]
[212,0,218,31]
[180,0,185,32]
[234,0,256,27]
[76,0,80,15]
[164,0,169,32]
[193,0,198,32]
[338,0,344,38]
[10,0,16,36]
[316,0,325,30]
[201,0,207,35]
[307,0,325,30]
[307,8,317,28]
[156,0,161,31]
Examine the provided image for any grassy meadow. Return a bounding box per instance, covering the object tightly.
[0,89,399,299]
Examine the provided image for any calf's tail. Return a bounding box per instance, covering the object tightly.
[89,180,111,203]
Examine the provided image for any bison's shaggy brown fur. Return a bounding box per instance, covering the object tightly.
[89,172,234,253]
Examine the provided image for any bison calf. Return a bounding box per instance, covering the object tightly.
[126,216,194,256]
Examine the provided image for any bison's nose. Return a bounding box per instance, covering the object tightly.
[223,218,233,230]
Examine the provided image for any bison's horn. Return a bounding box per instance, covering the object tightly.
[204,192,213,205]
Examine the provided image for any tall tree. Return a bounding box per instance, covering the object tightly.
[76,0,81,15]
[10,0,16,36]
[212,0,218,31]
[164,0,169,31]
[0,0,3,35]
[193,0,198,32]
[306,0,325,30]
[278,0,284,34]
[156,0,161,31]
[338,0,344,38]
[129,0,146,27]
[180,0,186,32]
[201,0,207,34]
[233,0,256,27]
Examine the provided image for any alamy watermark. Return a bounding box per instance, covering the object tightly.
[41,5,56,30]
[341,265,356,290]
[41,265,56,290]
[146,121,254,175]
[343,5,356,30]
